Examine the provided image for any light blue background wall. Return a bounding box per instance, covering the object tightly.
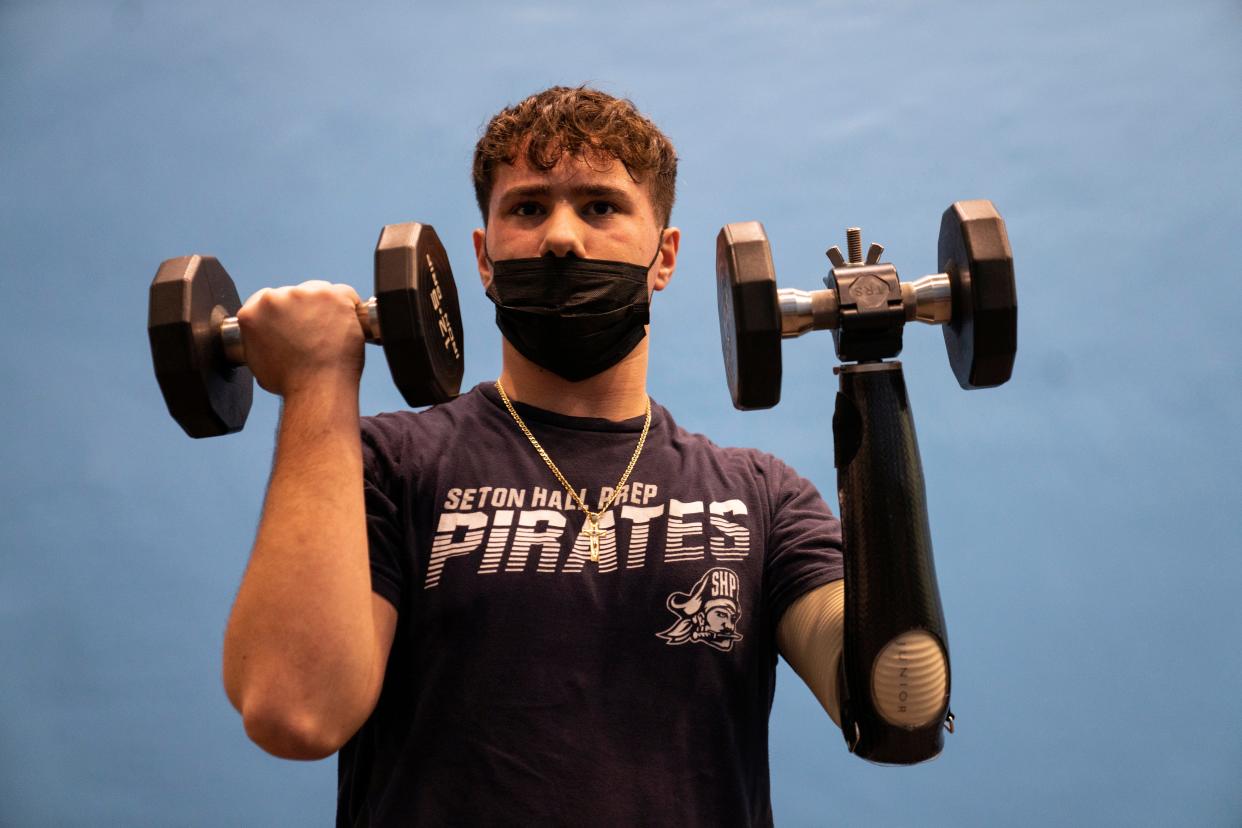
[3,1,1240,824]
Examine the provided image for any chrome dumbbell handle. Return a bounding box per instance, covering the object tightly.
[216,296,383,365]
[779,288,840,337]
[778,271,953,340]
[900,273,952,325]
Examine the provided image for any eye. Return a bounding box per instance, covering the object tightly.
[583,200,618,217]
[511,201,544,217]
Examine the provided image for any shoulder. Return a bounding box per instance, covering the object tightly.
[361,383,496,474]
[655,404,809,496]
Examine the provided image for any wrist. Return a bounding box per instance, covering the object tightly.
[279,374,361,428]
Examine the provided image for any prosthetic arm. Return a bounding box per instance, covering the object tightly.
[720,202,1017,765]
[778,364,954,764]
[831,362,952,762]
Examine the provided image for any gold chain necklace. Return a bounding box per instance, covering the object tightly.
[495,379,651,563]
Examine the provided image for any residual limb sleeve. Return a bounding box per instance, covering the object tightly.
[832,362,953,765]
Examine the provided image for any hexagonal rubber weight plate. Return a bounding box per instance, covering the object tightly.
[147,255,253,437]
[938,200,1017,389]
[374,223,464,406]
[716,222,782,409]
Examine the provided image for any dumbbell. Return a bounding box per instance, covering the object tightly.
[148,223,465,438]
[716,200,1017,408]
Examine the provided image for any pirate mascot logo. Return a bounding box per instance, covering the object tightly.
[656,567,743,652]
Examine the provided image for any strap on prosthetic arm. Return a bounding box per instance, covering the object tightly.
[777,580,846,728]
[833,361,953,764]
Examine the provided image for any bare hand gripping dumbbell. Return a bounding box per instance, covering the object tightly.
[147,223,465,438]
[718,200,1017,764]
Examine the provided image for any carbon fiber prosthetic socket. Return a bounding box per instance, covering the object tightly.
[833,361,951,764]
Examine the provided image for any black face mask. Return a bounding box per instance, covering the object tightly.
[485,240,661,382]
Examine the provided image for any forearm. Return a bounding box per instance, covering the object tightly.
[222,379,378,758]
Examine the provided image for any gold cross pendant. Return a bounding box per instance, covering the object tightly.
[586,514,601,563]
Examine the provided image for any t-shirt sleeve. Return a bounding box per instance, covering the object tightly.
[763,456,844,626]
[361,418,407,611]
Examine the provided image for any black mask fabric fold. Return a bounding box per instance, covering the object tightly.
[486,254,652,382]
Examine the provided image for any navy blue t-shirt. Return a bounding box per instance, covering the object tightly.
[338,383,843,827]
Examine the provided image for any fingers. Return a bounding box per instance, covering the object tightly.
[240,281,360,313]
[236,280,366,397]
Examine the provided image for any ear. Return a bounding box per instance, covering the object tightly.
[472,227,492,290]
[649,226,681,293]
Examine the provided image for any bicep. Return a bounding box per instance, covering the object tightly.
[777,579,845,728]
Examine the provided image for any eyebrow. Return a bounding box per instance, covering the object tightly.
[500,183,634,203]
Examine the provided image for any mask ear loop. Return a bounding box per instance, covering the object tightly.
[483,233,496,272]
[645,227,667,272]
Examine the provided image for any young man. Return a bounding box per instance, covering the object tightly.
[223,87,850,826]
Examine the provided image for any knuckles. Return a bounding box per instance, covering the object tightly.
[238,282,360,328]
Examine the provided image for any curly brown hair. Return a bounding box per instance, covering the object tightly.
[472,86,678,226]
